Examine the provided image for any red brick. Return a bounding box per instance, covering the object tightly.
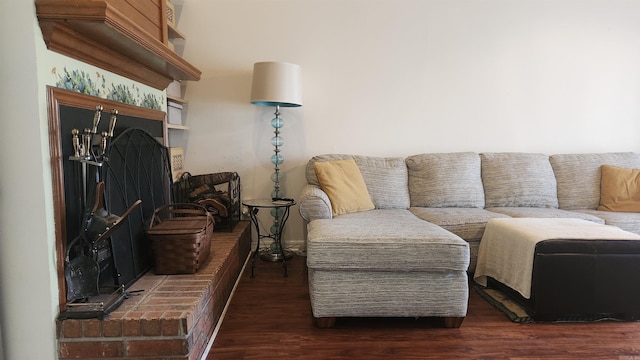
[103,319,122,337]
[141,317,162,336]
[189,329,209,360]
[143,297,200,306]
[161,317,183,336]
[56,320,62,338]
[61,319,82,338]
[126,338,188,356]
[185,311,197,332]
[123,318,141,336]
[82,319,101,337]
[58,340,123,358]
[107,310,127,319]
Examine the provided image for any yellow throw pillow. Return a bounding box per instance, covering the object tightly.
[598,165,640,212]
[314,159,375,216]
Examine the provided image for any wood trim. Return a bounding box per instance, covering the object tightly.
[41,22,174,89]
[46,86,167,310]
[36,0,201,90]
[47,87,69,311]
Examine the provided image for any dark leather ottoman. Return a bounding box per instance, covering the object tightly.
[475,218,640,321]
[491,239,640,321]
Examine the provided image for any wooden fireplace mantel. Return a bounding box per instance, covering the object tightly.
[36,0,201,90]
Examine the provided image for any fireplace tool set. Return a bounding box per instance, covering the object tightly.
[62,105,141,319]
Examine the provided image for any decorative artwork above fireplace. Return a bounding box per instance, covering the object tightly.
[51,66,164,111]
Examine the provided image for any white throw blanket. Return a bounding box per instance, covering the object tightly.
[474,218,640,299]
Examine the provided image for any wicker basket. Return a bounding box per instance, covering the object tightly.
[147,203,214,274]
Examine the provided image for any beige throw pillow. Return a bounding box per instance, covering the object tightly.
[314,159,375,216]
[598,165,640,212]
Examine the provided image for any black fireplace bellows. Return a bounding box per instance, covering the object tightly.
[173,172,241,231]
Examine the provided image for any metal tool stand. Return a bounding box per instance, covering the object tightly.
[62,107,127,319]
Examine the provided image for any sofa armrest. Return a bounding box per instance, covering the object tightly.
[299,184,333,221]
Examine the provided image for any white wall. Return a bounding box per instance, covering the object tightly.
[0,1,59,359]
[179,0,640,247]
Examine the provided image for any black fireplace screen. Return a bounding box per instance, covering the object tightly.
[60,105,172,296]
[103,128,173,287]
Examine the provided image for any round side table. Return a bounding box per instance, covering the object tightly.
[242,198,295,277]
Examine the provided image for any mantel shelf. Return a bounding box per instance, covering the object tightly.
[36,0,201,90]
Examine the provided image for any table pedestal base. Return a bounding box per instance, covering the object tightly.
[260,249,294,262]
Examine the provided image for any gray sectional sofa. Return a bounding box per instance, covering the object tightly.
[299,152,640,327]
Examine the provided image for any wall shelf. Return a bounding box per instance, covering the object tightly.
[167,123,189,130]
[166,2,190,141]
[168,23,186,40]
[167,94,188,105]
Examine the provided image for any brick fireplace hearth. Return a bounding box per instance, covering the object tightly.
[56,221,250,360]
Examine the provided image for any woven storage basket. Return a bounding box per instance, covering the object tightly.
[147,203,214,274]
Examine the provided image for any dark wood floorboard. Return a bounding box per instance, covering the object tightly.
[207,255,640,359]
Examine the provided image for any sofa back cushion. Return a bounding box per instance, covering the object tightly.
[406,152,485,208]
[550,152,640,210]
[306,154,410,209]
[481,152,558,208]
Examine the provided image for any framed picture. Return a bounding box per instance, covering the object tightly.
[169,147,185,182]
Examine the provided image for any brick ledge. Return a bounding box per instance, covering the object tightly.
[57,221,251,360]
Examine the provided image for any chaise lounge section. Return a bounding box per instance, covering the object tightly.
[307,209,470,328]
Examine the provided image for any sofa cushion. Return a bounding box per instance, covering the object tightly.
[485,207,605,224]
[406,152,484,208]
[306,154,410,209]
[314,159,374,216]
[410,207,508,241]
[409,207,509,272]
[598,165,640,212]
[550,152,640,210]
[481,152,558,208]
[307,209,469,272]
[572,209,640,235]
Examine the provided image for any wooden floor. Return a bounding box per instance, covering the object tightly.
[207,255,640,359]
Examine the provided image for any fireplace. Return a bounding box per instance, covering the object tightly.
[48,86,252,359]
[47,86,172,316]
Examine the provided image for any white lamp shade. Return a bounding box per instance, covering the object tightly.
[250,62,302,107]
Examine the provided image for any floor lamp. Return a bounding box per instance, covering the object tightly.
[250,61,302,260]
